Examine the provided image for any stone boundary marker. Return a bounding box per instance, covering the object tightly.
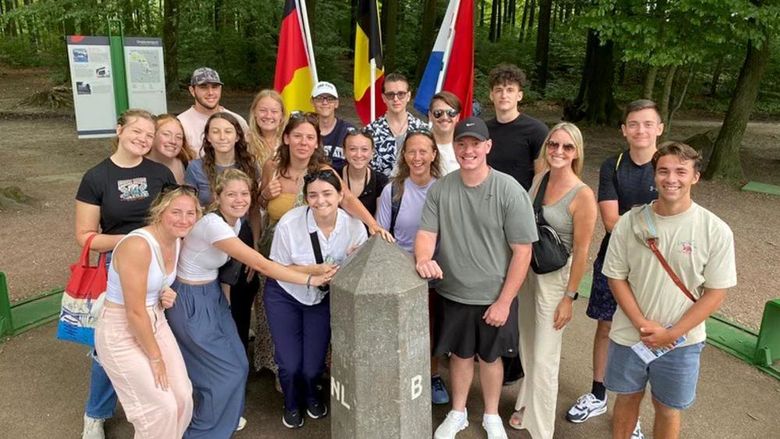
[330,237,432,438]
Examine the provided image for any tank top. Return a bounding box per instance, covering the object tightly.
[266,193,299,223]
[105,229,179,306]
[531,180,586,253]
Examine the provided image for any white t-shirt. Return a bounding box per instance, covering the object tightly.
[603,202,737,347]
[437,142,460,176]
[177,106,249,158]
[177,213,242,282]
[270,206,368,305]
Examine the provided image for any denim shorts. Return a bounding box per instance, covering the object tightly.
[605,340,705,410]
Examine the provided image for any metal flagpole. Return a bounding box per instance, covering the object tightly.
[370,58,376,122]
[297,0,318,84]
[436,0,460,93]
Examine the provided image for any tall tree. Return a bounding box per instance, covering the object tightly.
[163,0,179,92]
[534,0,552,93]
[705,36,771,181]
[415,0,438,82]
[381,0,399,71]
[564,28,620,125]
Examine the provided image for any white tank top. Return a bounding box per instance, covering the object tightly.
[105,229,179,306]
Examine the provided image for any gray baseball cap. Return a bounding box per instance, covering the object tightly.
[190,67,223,86]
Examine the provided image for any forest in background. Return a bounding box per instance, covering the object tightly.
[1,0,779,181]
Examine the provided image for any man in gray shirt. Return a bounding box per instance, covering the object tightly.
[416,117,537,439]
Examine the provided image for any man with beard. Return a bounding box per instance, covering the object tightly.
[178,67,249,158]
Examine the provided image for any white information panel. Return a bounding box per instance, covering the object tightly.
[66,36,117,139]
[124,37,167,115]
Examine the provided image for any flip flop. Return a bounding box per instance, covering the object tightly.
[508,407,525,430]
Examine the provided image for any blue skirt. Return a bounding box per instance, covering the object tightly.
[166,279,248,439]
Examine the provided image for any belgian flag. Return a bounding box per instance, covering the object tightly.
[353,0,386,124]
[274,0,316,114]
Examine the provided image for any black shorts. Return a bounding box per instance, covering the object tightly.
[433,292,519,363]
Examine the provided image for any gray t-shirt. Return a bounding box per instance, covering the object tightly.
[419,169,538,305]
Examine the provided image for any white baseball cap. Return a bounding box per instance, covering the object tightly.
[311,81,338,98]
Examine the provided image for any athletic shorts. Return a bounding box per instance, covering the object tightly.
[433,293,518,363]
[605,340,705,410]
[586,251,618,321]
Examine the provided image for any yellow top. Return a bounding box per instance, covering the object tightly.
[266,193,298,223]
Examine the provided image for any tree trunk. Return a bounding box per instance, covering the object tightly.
[534,0,552,93]
[666,66,694,137]
[643,65,658,99]
[564,28,621,126]
[704,37,770,182]
[519,0,530,42]
[528,0,536,38]
[489,0,499,42]
[163,0,179,92]
[305,0,316,37]
[659,64,678,127]
[480,0,485,27]
[709,57,724,97]
[415,0,438,82]
[383,0,399,71]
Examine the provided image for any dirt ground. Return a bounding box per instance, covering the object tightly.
[0,66,778,331]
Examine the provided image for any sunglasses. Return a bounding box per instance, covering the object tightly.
[545,140,576,152]
[431,109,459,120]
[345,126,374,137]
[289,111,319,124]
[161,183,199,196]
[404,127,435,143]
[303,169,338,184]
[383,91,409,101]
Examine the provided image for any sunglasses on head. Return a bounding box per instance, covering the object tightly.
[345,126,374,137]
[545,140,576,152]
[289,111,319,124]
[383,91,409,101]
[303,169,337,184]
[161,183,199,196]
[431,108,459,120]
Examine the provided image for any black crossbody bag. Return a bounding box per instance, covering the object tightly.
[530,173,570,275]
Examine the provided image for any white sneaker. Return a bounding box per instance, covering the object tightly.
[434,409,468,439]
[482,414,508,439]
[236,416,247,431]
[566,392,608,423]
[631,419,644,439]
[82,414,105,439]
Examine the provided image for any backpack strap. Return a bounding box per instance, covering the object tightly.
[612,151,625,199]
[389,183,402,236]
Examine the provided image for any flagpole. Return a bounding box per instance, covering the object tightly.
[297,0,318,84]
[370,58,376,122]
[436,0,460,93]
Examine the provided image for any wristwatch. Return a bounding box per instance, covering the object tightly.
[565,290,579,300]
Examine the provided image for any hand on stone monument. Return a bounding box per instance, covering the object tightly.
[311,268,337,287]
[483,300,510,327]
[313,263,338,275]
[415,259,443,280]
[369,225,396,243]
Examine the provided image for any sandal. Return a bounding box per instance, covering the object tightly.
[508,407,525,430]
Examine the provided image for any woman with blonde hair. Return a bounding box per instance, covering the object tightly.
[95,185,201,438]
[510,122,598,438]
[75,108,177,438]
[247,89,286,166]
[147,114,192,184]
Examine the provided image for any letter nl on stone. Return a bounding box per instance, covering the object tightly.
[330,237,432,438]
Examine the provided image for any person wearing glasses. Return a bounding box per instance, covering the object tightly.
[341,127,388,216]
[166,169,335,438]
[428,91,462,175]
[510,123,597,439]
[265,170,368,428]
[311,81,354,173]
[375,129,448,405]
[255,113,392,381]
[75,108,177,439]
[248,89,286,167]
[485,64,548,191]
[95,185,201,439]
[366,72,427,176]
[146,114,192,184]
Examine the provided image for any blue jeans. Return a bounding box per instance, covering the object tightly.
[86,250,117,419]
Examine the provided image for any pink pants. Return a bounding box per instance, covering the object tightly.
[95,305,193,439]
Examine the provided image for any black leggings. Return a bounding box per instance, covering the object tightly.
[230,219,260,352]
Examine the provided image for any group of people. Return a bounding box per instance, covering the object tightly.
[74,63,736,439]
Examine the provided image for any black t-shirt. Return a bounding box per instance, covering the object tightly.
[346,168,388,216]
[322,118,355,173]
[598,151,658,215]
[486,113,548,190]
[76,157,176,235]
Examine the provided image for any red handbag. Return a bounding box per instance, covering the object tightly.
[56,234,108,346]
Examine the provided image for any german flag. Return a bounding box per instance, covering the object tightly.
[274,0,316,114]
[354,0,386,124]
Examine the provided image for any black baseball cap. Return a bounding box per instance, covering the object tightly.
[454,117,490,141]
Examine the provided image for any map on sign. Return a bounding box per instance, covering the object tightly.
[127,50,162,88]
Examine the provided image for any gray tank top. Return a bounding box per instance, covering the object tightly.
[531,180,586,253]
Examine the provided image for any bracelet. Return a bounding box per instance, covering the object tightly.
[149,357,162,364]
[306,274,312,288]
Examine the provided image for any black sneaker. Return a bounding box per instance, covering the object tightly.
[282,409,304,429]
[306,401,328,419]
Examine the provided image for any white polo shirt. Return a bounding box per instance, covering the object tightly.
[270,206,368,305]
